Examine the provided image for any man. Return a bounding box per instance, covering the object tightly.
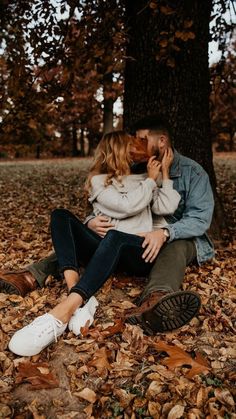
[0,115,214,333]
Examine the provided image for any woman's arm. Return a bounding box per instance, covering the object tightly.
[89,175,156,219]
[151,180,181,215]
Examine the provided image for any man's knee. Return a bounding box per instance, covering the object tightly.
[160,239,196,263]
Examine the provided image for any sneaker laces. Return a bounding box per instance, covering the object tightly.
[28,313,64,342]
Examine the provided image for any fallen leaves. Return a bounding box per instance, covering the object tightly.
[0,156,235,418]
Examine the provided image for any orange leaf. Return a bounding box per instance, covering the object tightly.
[184,19,193,29]
[160,5,175,15]
[151,341,210,378]
[159,39,168,48]
[149,2,158,10]
[175,31,195,41]
[101,318,125,338]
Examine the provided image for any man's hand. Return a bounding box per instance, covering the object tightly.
[87,216,115,237]
[161,147,174,179]
[138,230,167,262]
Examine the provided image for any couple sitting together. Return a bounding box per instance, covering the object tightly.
[0,115,215,357]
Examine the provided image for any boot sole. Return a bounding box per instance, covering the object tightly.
[0,279,20,295]
[127,290,201,334]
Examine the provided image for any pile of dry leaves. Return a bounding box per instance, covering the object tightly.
[0,155,235,419]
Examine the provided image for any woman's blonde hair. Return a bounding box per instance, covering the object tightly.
[86,131,132,190]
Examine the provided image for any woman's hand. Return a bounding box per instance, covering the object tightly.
[87,216,115,238]
[161,147,174,179]
[147,156,162,181]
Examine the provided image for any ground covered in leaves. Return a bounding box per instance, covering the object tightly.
[0,154,235,419]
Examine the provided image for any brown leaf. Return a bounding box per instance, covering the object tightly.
[16,362,59,389]
[167,404,185,419]
[214,388,235,408]
[28,399,46,419]
[146,381,163,399]
[0,330,8,351]
[148,400,161,417]
[122,324,145,352]
[113,388,135,408]
[87,346,111,371]
[75,387,97,404]
[196,386,209,408]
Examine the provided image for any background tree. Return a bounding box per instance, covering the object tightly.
[0,0,235,164]
[124,0,214,178]
[0,0,125,155]
[210,40,236,151]
[123,0,235,235]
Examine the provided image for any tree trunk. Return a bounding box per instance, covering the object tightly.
[123,0,227,238]
[72,122,79,157]
[103,72,114,134]
[80,128,85,157]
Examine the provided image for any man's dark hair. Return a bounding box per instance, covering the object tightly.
[132,114,173,143]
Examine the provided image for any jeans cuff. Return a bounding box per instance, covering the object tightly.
[59,266,79,276]
[69,287,88,301]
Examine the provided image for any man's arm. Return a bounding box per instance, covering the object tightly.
[139,167,214,262]
[165,168,214,241]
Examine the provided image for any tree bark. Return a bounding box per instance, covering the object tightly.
[123,0,227,237]
[80,128,85,157]
[103,72,114,134]
[124,1,213,175]
[72,122,79,157]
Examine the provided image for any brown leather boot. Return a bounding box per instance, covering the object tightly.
[125,290,201,334]
[123,291,167,318]
[0,270,38,296]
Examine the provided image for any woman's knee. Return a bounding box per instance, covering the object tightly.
[104,230,119,240]
[51,208,74,221]
[104,229,122,243]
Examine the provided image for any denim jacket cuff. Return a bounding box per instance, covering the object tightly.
[166,225,175,242]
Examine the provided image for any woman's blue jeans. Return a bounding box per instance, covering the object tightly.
[50,208,153,300]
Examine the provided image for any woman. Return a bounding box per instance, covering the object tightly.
[9,131,182,356]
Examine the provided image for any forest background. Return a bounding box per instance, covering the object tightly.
[0,1,236,418]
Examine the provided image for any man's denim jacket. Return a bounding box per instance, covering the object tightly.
[85,149,215,265]
[164,150,214,264]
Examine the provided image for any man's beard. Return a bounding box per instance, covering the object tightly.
[153,147,161,160]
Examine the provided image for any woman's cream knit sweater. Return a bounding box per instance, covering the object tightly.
[89,173,180,235]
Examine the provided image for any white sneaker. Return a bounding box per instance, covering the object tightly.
[8,313,67,356]
[68,296,99,336]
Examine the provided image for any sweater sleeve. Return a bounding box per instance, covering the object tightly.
[151,179,181,215]
[89,176,156,219]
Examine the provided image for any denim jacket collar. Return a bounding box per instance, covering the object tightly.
[170,149,181,178]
